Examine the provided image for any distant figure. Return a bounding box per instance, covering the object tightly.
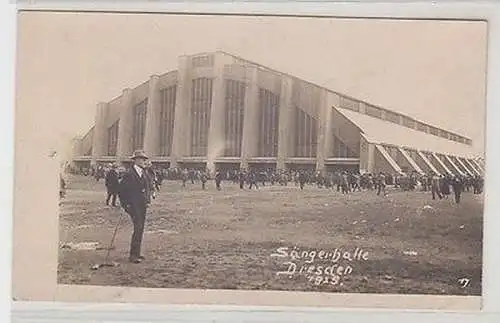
[431,173,442,200]
[298,171,307,190]
[248,171,259,189]
[181,169,188,187]
[200,171,208,190]
[376,172,386,196]
[214,170,222,191]
[440,175,450,198]
[451,177,464,204]
[105,163,120,207]
[238,170,246,189]
[341,172,350,194]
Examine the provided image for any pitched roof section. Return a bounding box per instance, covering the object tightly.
[217,51,471,145]
[336,107,475,159]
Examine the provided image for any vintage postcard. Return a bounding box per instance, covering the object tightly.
[12,11,487,309]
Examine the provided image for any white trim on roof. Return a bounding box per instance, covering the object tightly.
[335,107,476,159]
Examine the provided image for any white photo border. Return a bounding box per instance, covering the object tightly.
[5,0,500,322]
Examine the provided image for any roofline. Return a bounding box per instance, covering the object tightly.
[215,50,472,142]
[80,50,473,143]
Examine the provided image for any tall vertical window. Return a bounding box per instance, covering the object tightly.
[223,80,246,157]
[258,88,280,157]
[159,85,177,156]
[132,99,148,150]
[107,120,119,156]
[190,77,213,156]
[292,105,317,157]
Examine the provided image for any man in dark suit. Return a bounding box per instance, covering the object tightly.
[119,150,152,264]
[105,163,120,207]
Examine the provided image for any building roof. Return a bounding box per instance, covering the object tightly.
[336,107,476,159]
[218,51,472,144]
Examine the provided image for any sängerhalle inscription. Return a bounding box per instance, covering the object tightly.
[270,246,369,286]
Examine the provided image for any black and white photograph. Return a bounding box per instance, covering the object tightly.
[13,11,487,307]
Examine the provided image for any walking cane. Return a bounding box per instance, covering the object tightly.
[91,208,125,270]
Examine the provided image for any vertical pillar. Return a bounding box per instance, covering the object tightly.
[206,54,227,174]
[116,88,134,161]
[315,89,332,174]
[367,143,375,173]
[240,67,260,170]
[170,56,192,169]
[91,102,108,165]
[143,75,161,158]
[472,159,484,173]
[277,77,293,170]
[464,158,481,176]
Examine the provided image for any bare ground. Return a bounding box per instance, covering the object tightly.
[58,175,483,295]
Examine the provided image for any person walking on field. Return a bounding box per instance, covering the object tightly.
[200,171,208,190]
[118,150,152,264]
[451,176,464,204]
[248,170,259,189]
[105,163,120,207]
[376,172,386,196]
[298,171,307,190]
[238,169,246,189]
[214,170,223,191]
[431,172,442,200]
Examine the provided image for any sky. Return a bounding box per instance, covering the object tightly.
[16,12,488,158]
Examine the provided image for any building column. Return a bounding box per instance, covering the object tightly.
[359,134,375,174]
[90,102,108,165]
[471,159,484,173]
[431,152,453,175]
[398,147,424,174]
[445,155,464,176]
[464,158,481,176]
[206,55,227,174]
[143,75,161,158]
[277,77,293,170]
[240,67,260,170]
[455,157,474,176]
[417,151,440,175]
[367,143,375,173]
[170,56,192,169]
[316,89,332,174]
[116,88,134,161]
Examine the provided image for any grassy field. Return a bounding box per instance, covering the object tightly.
[58,174,483,295]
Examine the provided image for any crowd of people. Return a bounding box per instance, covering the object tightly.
[66,163,484,206]
[60,150,484,264]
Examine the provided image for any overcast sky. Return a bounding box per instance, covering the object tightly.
[17,12,487,156]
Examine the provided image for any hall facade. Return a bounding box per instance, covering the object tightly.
[71,51,485,176]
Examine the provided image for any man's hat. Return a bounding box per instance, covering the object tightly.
[131,150,149,160]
